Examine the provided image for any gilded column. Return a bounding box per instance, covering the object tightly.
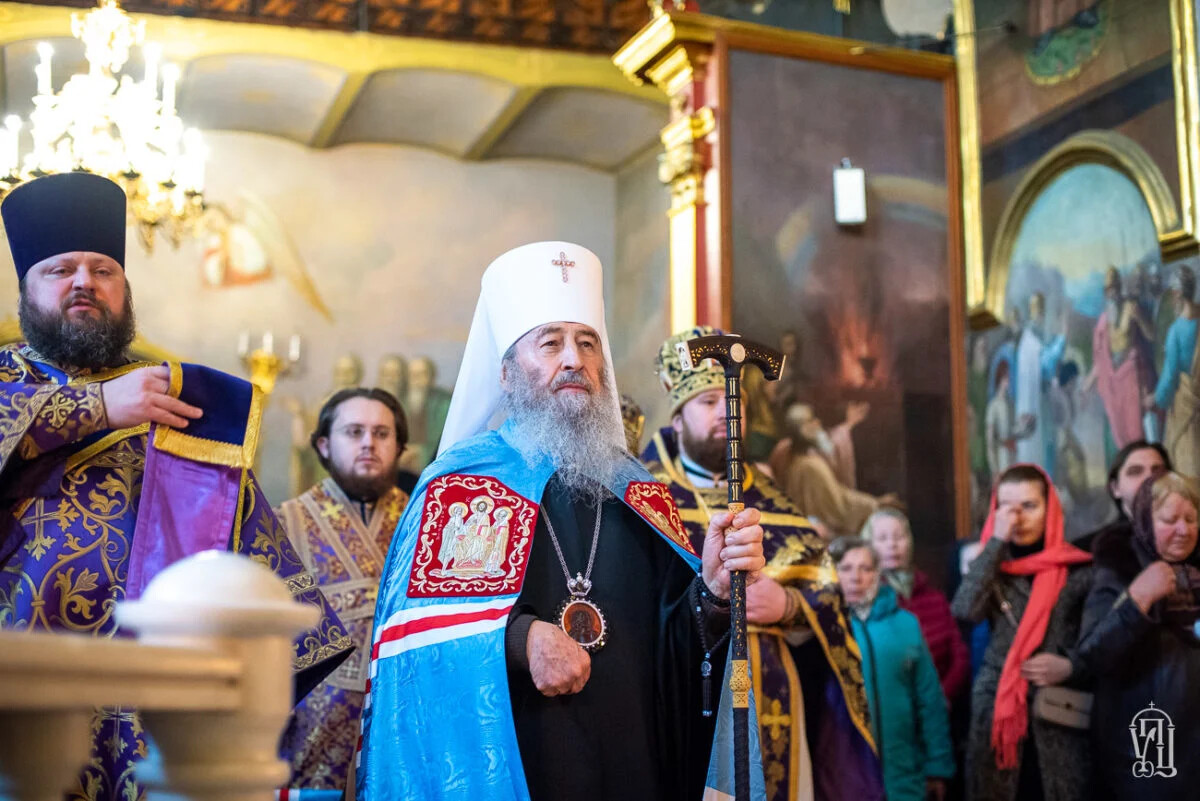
[615,10,721,331]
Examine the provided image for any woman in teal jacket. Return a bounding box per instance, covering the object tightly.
[833,536,956,801]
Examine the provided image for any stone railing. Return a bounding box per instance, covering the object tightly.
[0,551,317,801]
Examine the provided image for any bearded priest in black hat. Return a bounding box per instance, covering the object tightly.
[0,172,351,801]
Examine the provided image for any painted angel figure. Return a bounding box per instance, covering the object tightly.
[197,191,333,322]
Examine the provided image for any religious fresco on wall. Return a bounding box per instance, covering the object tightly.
[969,0,1179,250]
[197,192,333,324]
[726,49,961,572]
[966,162,1193,537]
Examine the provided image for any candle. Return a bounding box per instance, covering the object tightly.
[2,116,19,178]
[162,63,179,116]
[236,332,249,359]
[143,43,161,91]
[288,334,301,363]
[262,331,274,355]
[35,43,53,96]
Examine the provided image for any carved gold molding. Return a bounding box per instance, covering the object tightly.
[615,9,950,85]
[986,130,1182,318]
[614,11,719,333]
[613,12,716,89]
[1169,0,1200,250]
[659,108,715,203]
[950,0,990,327]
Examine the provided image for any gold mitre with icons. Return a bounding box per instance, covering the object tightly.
[656,325,726,413]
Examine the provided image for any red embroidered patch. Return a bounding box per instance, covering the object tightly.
[408,474,538,598]
[624,481,697,557]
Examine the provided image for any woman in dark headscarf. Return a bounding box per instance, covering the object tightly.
[1078,471,1200,801]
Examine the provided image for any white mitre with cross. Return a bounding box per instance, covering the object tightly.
[438,240,620,454]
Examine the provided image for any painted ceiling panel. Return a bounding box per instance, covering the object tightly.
[487,87,665,170]
[332,68,517,156]
[13,0,654,54]
[178,55,348,144]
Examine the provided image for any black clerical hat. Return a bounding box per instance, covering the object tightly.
[2,172,127,280]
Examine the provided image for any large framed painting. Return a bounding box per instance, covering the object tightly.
[968,138,1198,537]
[954,0,1200,316]
[716,30,967,570]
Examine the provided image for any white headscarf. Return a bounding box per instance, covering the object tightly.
[438,241,620,454]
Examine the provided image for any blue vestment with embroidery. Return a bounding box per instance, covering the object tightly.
[357,421,766,800]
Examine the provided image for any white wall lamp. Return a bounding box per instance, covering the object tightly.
[833,157,867,226]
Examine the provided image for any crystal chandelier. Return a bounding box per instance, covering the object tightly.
[0,0,207,252]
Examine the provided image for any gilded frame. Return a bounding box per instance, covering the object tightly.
[953,0,1200,325]
[986,131,1182,312]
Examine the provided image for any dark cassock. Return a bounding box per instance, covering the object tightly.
[357,241,765,801]
[642,326,884,801]
[506,472,727,801]
[0,173,351,801]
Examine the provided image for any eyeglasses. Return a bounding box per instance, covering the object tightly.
[335,425,395,441]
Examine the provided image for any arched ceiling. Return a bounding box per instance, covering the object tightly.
[0,3,668,171]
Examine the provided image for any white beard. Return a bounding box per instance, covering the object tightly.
[502,363,627,506]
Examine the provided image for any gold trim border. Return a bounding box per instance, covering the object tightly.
[166,361,183,399]
[65,424,150,471]
[791,588,875,753]
[952,0,987,324]
[762,563,838,585]
[151,364,265,470]
[1169,0,1200,247]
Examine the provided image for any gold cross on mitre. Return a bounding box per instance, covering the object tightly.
[551,251,576,283]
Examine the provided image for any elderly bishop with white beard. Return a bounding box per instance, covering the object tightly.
[358,242,767,801]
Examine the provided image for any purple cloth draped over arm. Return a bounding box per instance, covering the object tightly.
[125,441,243,600]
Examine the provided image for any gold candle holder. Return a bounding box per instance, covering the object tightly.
[237,332,300,397]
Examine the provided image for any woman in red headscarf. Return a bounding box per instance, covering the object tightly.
[951,464,1093,801]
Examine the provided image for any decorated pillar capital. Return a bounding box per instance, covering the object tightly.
[615,11,724,332]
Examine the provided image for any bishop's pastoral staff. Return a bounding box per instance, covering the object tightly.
[0,172,350,801]
[357,241,770,801]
